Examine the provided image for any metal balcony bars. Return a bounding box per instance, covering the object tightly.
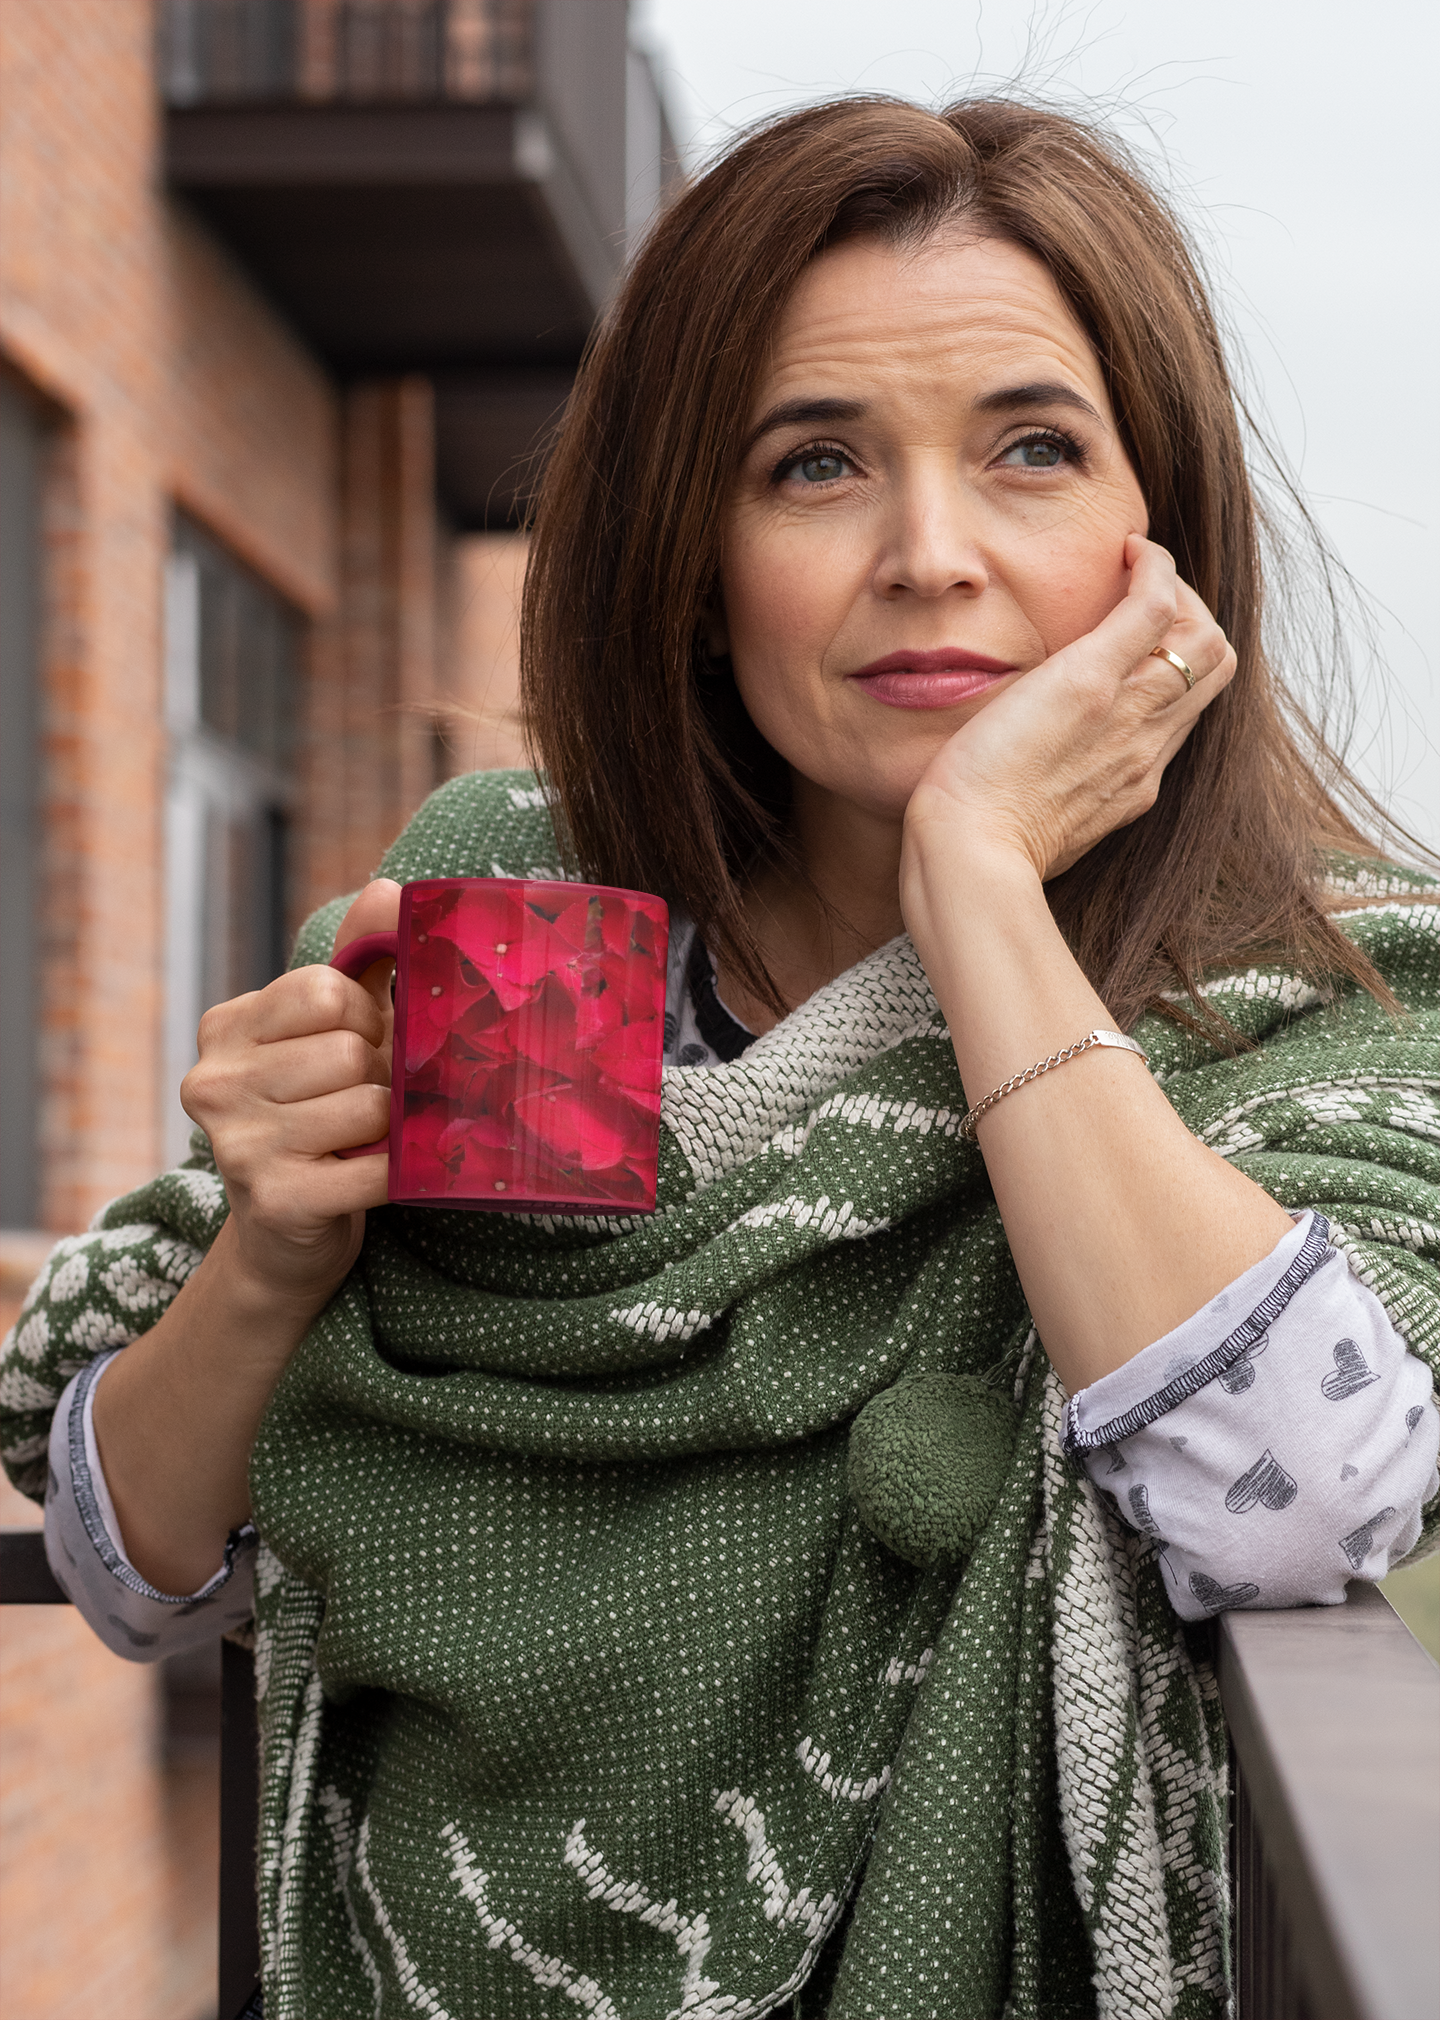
[0,1528,262,2020]
[159,0,535,107]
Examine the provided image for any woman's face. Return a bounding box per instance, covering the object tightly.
[718,233,1150,824]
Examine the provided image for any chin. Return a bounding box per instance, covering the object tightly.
[833,764,933,823]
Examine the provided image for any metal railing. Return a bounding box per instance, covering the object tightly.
[1,1526,261,2019]
[160,0,535,106]
[3,1524,1436,2018]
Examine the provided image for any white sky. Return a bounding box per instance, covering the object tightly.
[632,0,1439,853]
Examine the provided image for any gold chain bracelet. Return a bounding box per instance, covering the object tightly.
[959,1028,1148,1142]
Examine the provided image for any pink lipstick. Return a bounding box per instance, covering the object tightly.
[848,648,1017,710]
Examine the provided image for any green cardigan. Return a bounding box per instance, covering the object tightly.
[4,770,1437,2020]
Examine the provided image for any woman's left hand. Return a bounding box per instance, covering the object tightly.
[896,533,1288,1394]
[903,535,1237,882]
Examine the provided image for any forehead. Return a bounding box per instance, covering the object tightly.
[755,234,1111,416]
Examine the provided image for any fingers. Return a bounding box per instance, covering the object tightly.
[277,1156,390,1221]
[1121,534,1181,638]
[1039,538,1230,703]
[230,1144,390,1231]
[1171,579,1237,682]
[171,886,402,1296]
[204,1088,390,1183]
[185,965,392,1180]
[189,1079,391,1225]
[916,534,1239,882]
[1146,590,1237,713]
[1109,551,1234,715]
[249,1085,392,1160]
[332,879,403,1022]
[204,964,387,1051]
[1071,537,1179,682]
[333,879,403,955]
[243,1027,391,1105]
[186,1018,386,1121]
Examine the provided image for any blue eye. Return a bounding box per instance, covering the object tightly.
[1001,433,1072,469]
[781,448,851,485]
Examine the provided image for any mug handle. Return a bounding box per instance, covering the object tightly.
[330,930,399,1159]
[331,931,399,980]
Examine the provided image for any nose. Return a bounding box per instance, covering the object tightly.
[871,456,990,602]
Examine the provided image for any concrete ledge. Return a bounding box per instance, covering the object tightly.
[1218,1581,1440,2020]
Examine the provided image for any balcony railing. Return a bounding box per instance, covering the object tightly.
[1,1527,260,2016]
[160,0,535,106]
[1219,1582,1439,2020]
[21,1526,1429,2018]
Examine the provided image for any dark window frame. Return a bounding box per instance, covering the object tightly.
[0,373,55,1229]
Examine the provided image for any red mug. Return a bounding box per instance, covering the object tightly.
[331,877,669,1213]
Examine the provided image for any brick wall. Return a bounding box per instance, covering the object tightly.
[1,6,534,2010]
[294,409,531,923]
[0,0,338,1230]
[299,377,439,918]
[0,1254,219,2020]
[0,3,337,2012]
[442,531,530,779]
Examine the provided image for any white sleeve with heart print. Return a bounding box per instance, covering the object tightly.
[1063,1212,1439,1619]
[42,1348,256,1661]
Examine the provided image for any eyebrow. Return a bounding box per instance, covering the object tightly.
[743,397,867,455]
[973,380,1104,423]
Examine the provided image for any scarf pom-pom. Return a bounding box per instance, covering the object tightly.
[847,1372,1019,1566]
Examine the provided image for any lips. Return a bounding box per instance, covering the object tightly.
[848,647,1018,710]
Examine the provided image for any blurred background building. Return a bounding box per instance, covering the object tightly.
[0,3,674,2011]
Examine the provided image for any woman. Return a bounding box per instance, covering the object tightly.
[5,98,1437,2019]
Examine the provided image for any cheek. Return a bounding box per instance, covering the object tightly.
[721,533,855,781]
[1010,502,1142,651]
[724,565,857,783]
[1025,555,1128,646]
[720,514,864,671]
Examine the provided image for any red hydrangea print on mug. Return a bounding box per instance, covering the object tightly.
[393,879,668,1212]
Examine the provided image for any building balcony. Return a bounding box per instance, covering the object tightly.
[159,0,675,525]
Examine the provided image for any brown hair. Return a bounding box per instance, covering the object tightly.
[522,95,1401,1033]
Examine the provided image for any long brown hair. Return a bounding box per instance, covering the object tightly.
[522,96,1400,1033]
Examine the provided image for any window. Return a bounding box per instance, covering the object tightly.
[164,514,299,1165]
[0,376,51,1228]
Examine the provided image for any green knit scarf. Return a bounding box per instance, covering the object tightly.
[5,770,1437,2020]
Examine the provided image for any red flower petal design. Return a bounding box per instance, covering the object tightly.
[396,880,667,1209]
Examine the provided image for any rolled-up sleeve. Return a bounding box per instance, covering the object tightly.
[1063,1212,1440,1618]
[44,1350,256,1661]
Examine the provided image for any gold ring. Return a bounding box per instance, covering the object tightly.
[1150,646,1196,691]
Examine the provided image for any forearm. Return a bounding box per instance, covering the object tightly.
[903,831,1293,1392]
[90,1214,327,1593]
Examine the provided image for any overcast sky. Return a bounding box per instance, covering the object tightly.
[632,0,1439,853]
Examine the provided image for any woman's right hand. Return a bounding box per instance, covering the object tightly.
[180,878,402,1320]
[88,880,402,1595]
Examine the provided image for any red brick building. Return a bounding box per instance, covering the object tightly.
[0,4,672,2010]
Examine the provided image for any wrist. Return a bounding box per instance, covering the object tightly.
[209,1214,351,1343]
[903,788,1043,882]
[900,815,1046,949]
